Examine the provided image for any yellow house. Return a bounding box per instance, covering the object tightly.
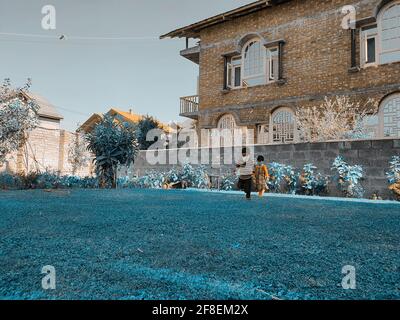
[79,108,172,133]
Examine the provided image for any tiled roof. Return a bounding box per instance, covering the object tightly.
[160,0,292,39]
[23,92,64,120]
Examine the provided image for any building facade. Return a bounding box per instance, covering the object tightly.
[161,0,400,146]
[1,93,93,176]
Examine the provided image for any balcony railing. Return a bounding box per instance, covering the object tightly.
[180,95,199,115]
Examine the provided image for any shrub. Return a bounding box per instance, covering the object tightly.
[268,163,299,194]
[220,173,237,191]
[300,164,329,196]
[0,171,99,190]
[130,171,165,189]
[126,164,211,190]
[386,156,400,199]
[86,115,139,188]
[0,172,23,189]
[331,156,364,198]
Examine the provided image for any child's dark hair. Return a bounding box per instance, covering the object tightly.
[257,155,265,162]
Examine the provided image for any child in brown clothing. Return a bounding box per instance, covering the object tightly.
[253,155,269,198]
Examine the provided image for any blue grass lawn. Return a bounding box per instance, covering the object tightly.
[0,189,399,300]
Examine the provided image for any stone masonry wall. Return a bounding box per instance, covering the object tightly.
[0,126,93,177]
[133,138,400,200]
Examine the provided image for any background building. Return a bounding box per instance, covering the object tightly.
[161,0,400,146]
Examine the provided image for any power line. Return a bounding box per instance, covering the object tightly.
[52,105,92,117]
[0,32,159,41]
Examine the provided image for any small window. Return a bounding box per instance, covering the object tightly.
[361,25,378,66]
[367,38,376,63]
[227,56,242,89]
[267,47,279,81]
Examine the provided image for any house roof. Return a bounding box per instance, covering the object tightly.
[78,113,104,133]
[78,108,174,133]
[160,0,292,39]
[22,92,64,120]
[108,108,143,123]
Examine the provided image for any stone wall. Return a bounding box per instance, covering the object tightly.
[133,138,400,199]
[0,126,93,177]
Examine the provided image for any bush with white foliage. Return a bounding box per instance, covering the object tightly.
[386,156,400,199]
[268,162,298,194]
[331,156,364,198]
[0,79,39,164]
[300,164,329,196]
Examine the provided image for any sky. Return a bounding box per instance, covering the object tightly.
[0,0,253,131]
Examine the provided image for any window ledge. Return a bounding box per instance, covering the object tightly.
[277,79,287,86]
[223,80,285,93]
[221,88,231,94]
[348,66,361,73]
[349,60,400,73]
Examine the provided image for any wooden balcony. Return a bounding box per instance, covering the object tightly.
[180,45,200,64]
[180,95,199,119]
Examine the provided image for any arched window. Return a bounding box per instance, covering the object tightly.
[242,40,265,86]
[216,114,237,147]
[214,114,249,146]
[225,35,282,89]
[379,1,400,64]
[379,93,400,137]
[270,108,296,144]
[218,114,237,131]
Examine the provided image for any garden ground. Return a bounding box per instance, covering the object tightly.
[0,189,399,300]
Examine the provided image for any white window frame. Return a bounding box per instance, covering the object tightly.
[377,0,400,65]
[226,39,280,89]
[269,107,297,144]
[267,47,279,82]
[360,25,378,67]
[227,56,242,89]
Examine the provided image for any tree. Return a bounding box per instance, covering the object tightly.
[0,78,39,164]
[86,115,139,188]
[67,132,91,175]
[136,115,162,150]
[296,96,378,143]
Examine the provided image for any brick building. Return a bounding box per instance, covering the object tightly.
[1,93,92,176]
[161,0,400,146]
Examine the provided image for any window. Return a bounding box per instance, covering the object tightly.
[217,114,237,147]
[379,93,400,137]
[379,2,400,64]
[215,114,249,146]
[257,124,269,144]
[267,48,279,81]
[270,108,296,144]
[361,25,378,66]
[362,114,379,138]
[243,40,265,86]
[359,2,400,66]
[227,56,242,89]
[226,38,281,89]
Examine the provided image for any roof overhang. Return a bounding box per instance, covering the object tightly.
[160,0,292,39]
